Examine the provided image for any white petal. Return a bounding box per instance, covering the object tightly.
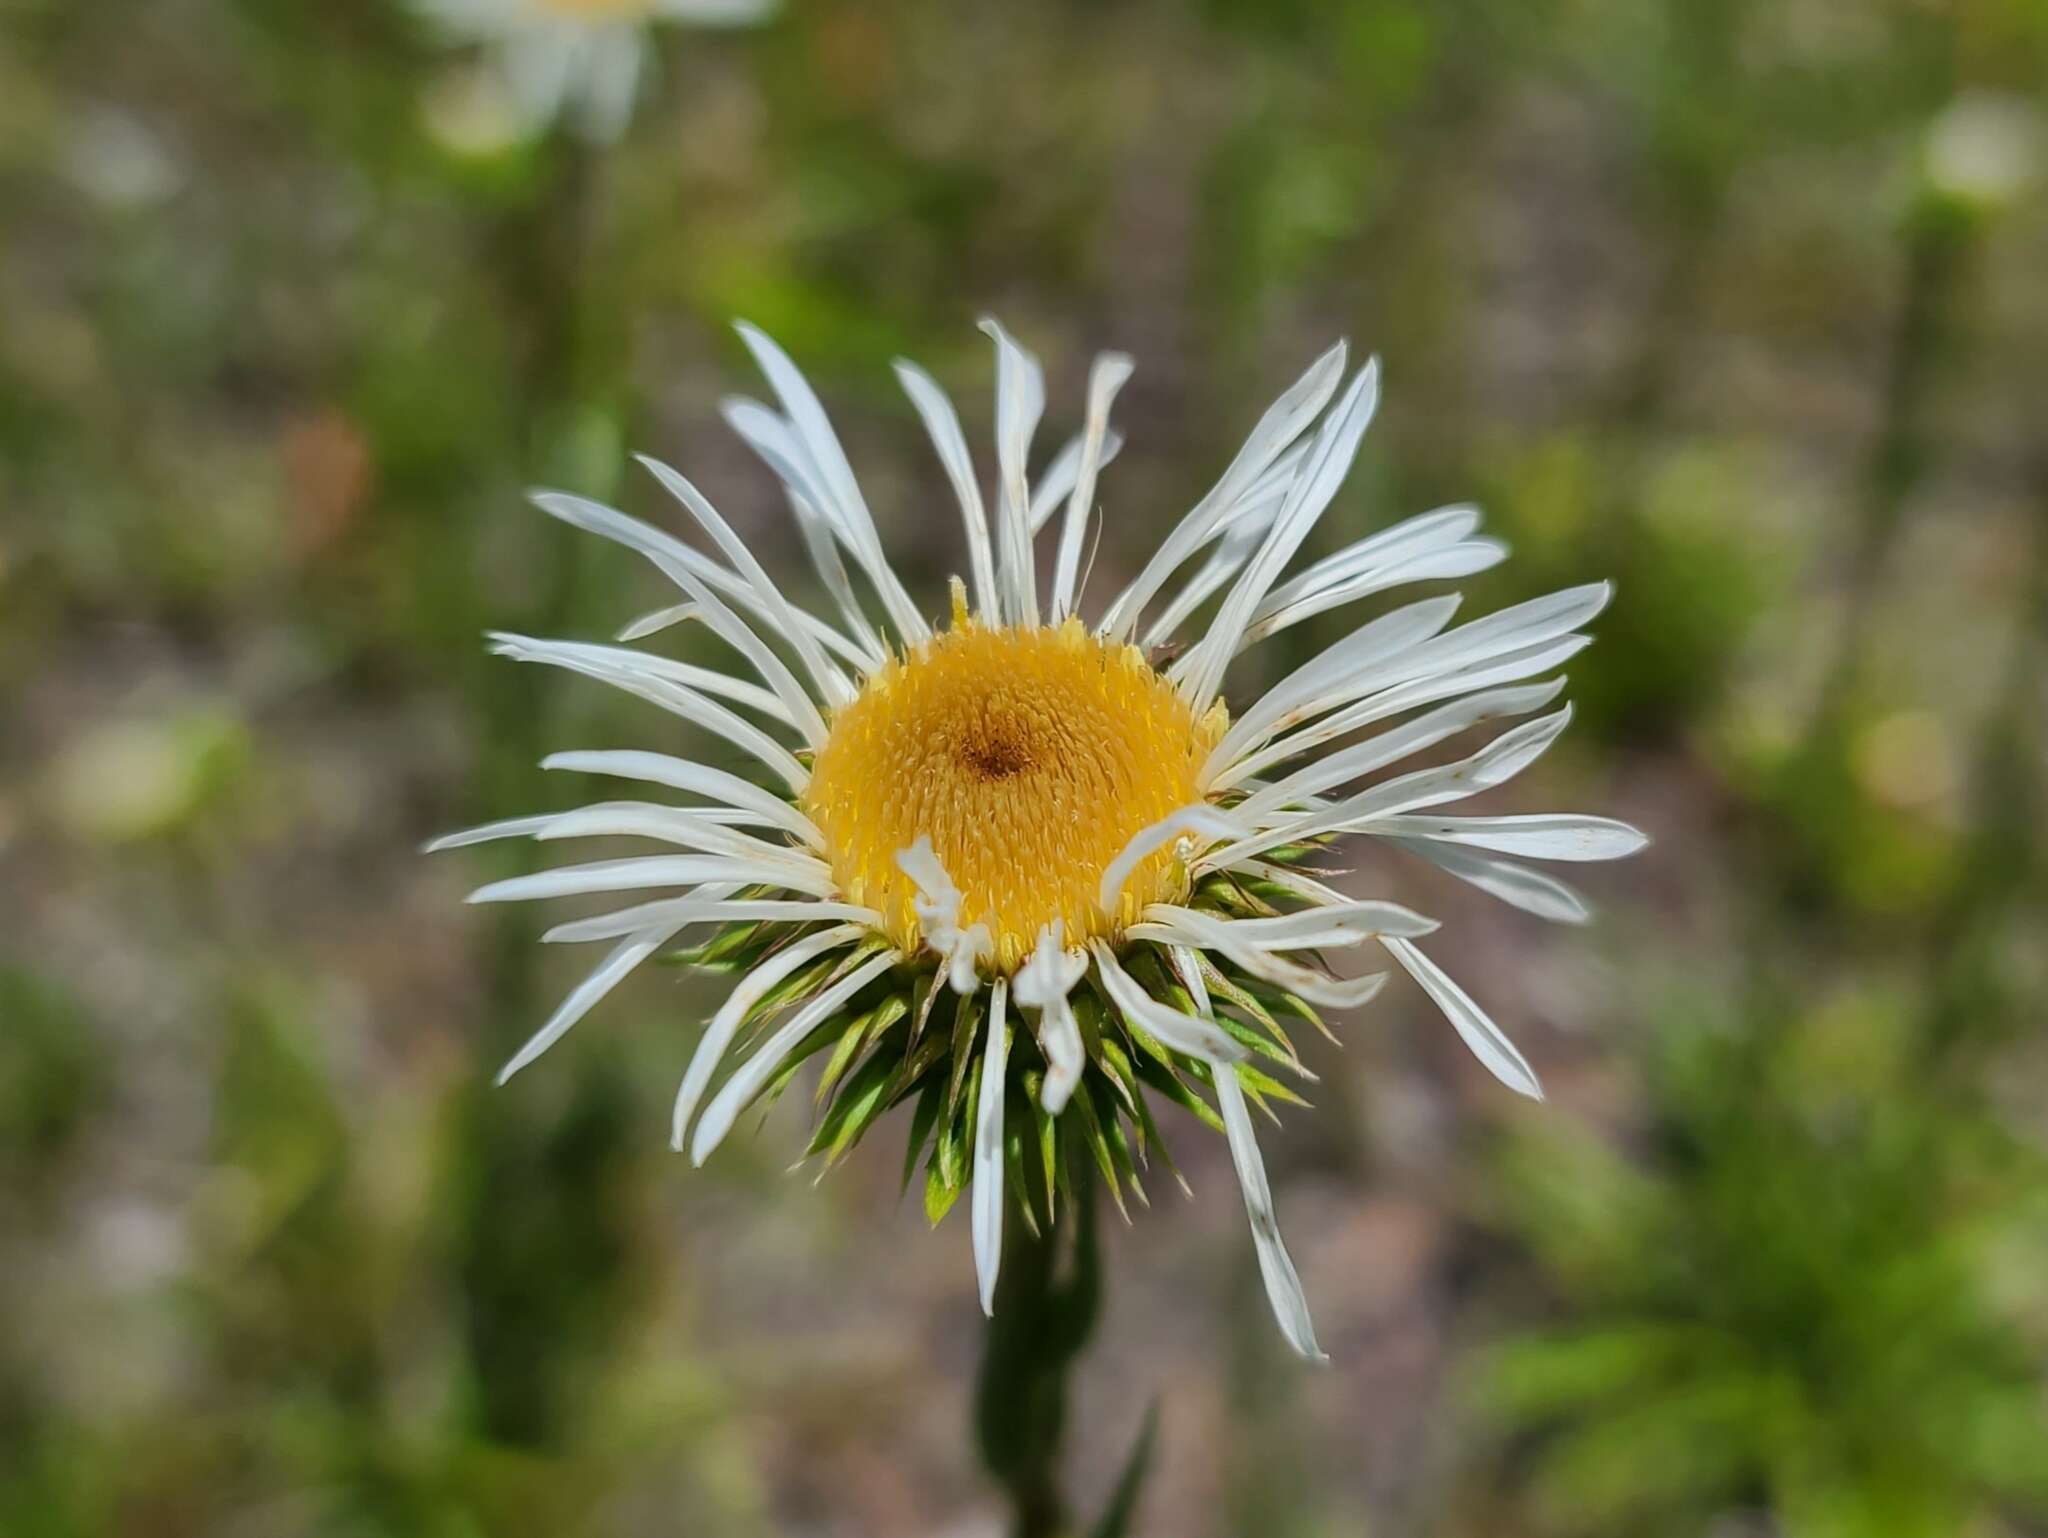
[1097,805,1249,914]
[669,924,868,1150]
[497,921,681,1086]
[1177,359,1381,712]
[896,837,993,990]
[1204,594,1464,781]
[1388,837,1592,925]
[1028,428,1126,535]
[1015,922,1089,1115]
[489,632,809,793]
[690,949,901,1165]
[1148,900,1439,948]
[1099,340,1348,643]
[1205,706,1575,870]
[529,490,845,730]
[734,323,930,645]
[544,895,878,945]
[467,853,834,904]
[617,602,697,641]
[1237,538,1508,653]
[1367,813,1649,862]
[1215,634,1592,791]
[894,359,999,621]
[980,318,1045,627]
[720,397,890,663]
[1049,352,1134,621]
[636,454,855,713]
[1123,912,1389,1009]
[542,749,822,848]
[1235,678,1567,819]
[1090,943,1249,1064]
[1214,1066,1325,1360]
[1382,936,1543,1100]
[532,803,831,873]
[972,977,1011,1316]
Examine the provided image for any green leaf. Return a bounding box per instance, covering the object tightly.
[1089,1402,1161,1538]
[900,1078,944,1196]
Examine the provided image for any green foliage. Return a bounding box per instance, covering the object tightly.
[1465,997,2048,1536]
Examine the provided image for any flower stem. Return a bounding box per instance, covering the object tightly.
[975,1152,1101,1538]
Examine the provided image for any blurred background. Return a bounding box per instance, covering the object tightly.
[5,0,2048,1533]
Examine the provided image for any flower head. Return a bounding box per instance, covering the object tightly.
[415,0,775,142]
[434,320,1647,1357]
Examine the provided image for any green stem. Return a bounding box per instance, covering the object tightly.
[975,1155,1100,1538]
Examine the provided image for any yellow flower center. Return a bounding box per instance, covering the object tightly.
[803,590,1228,972]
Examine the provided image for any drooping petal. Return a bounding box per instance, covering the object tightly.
[1382,936,1544,1100]
[972,977,1011,1315]
[1015,922,1088,1114]
[690,950,902,1166]
[669,924,869,1150]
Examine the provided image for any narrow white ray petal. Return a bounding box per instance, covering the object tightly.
[1123,914,1389,1009]
[497,922,681,1086]
[1142,511,1274,650]
[544,896,879,945]
[1179,359,1382,712]
[618,602,698,642]
[1258,505,1482,615]
[468,853,836,905]
[1205,594,1464,779]
[1138,443,1313,651]
[490,633,811,793]
[721,397,890,662]
[424,806,636,853]
[1050,352,1134,621]
[1146,900,1439,947]
[690,949,901,1166]
[1237,539,1509,653]
[636,454,854,714]
[1382,936,1543,1100]
[1228,859,1354,909]
[1157,942,1321,1359]
[542,749,824,848]
[1015,922,1089,1115]
[980,318,1046,627]
[896,836,993,990]
[533,804,833,873]
[1388,837,1592,924]
[1028,429,1126,535]
[1204,706,1575,870]
[1209,584,1609,787]
[1366,813,1649,862]
[1099,340,1348,642]
[1213,634,1592,792]
[491,632,794,723]
[1235,679,1567,819]
[530,491,847,729]
[1096,805,1250,915]
[669,924,868,1150]
[733,322,931,645]
[1090,943,1251,1064]
[1213,1063,1325,1360]
[972,977,1011,1317]
[894,359,999,621]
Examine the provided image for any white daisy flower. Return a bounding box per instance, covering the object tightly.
[433,320,1647,1359]
[416,0,775,143]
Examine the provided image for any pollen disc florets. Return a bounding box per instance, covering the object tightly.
[803,593,1228,971]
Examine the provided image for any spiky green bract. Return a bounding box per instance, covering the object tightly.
[666,857,1340,1227]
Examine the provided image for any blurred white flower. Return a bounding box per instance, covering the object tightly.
[1923,91,2043,212]
[415,0,775,143]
